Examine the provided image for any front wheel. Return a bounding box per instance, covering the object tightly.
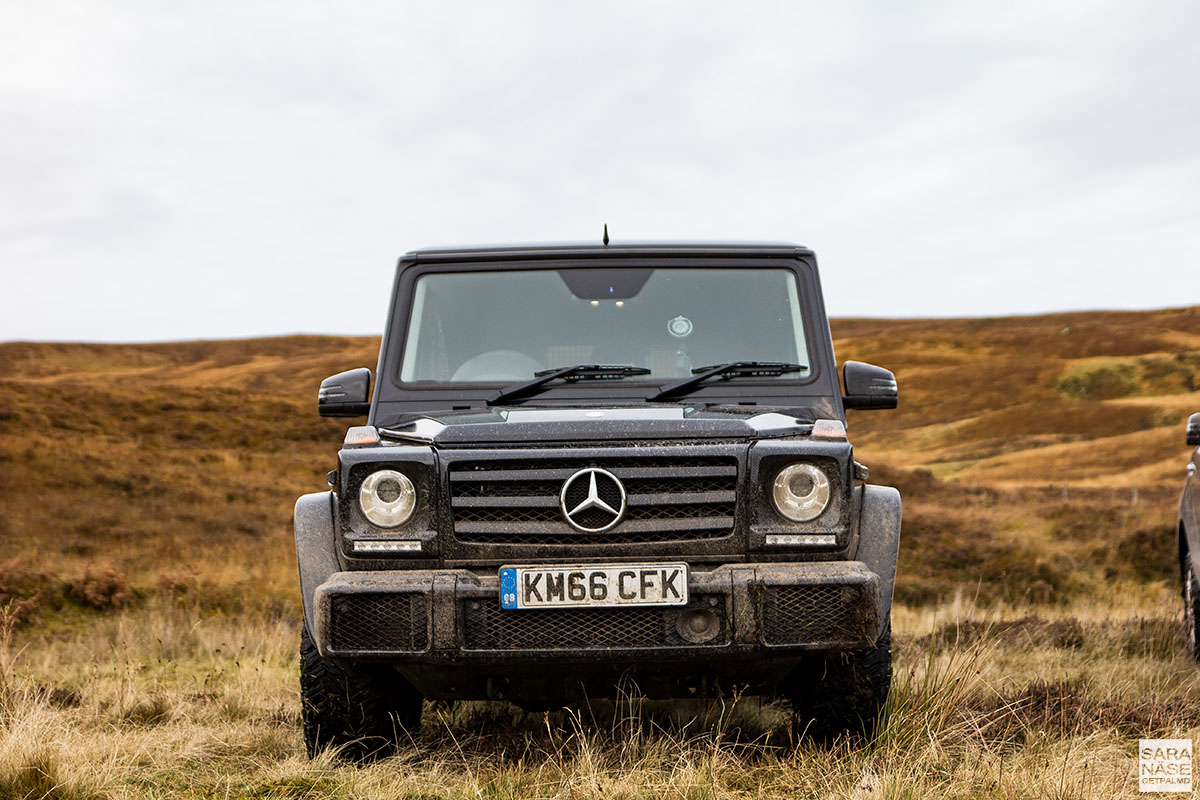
[781,622,892,740]
[299,626,422,761]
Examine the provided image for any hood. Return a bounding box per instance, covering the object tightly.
[377,405,819,445]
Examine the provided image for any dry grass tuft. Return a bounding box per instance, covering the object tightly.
[0,596,1192,796]
[978,677,1200,741]
[65,570,130,612]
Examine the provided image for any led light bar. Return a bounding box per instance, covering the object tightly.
[765,533,837,547]
[352,540,422,554]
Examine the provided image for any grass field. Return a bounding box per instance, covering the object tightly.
[1,306,1198,797]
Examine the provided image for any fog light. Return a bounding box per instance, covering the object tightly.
[676,608,720,643]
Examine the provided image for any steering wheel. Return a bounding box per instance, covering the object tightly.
[451,350,545,381]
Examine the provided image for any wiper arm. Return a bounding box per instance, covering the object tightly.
[646,361,807,402]
[489,364,651,406]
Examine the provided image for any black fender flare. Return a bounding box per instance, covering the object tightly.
[294,491,340,640]
[855,484,902,634]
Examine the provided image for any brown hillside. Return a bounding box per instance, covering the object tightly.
[0,336,381,621]
[833,306,1200,488]
[0,308,1194,615]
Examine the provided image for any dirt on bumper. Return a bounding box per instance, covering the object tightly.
[312,561,881,661]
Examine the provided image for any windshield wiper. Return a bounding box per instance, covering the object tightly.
[646,361,807,402]
[489,364,651,406]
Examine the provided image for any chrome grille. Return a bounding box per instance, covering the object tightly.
[449,456,737,545]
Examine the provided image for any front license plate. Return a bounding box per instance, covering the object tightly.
[499,564,689,610]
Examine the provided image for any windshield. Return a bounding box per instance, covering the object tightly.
[398,267,811,383]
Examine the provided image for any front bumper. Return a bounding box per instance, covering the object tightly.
[311,561,882,662]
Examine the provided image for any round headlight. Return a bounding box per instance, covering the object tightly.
[771,463,831,522]
[359,469,416,528]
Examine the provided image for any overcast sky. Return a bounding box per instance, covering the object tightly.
[2,1,1197,342]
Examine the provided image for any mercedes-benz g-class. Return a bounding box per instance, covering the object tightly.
[294,241,902,758]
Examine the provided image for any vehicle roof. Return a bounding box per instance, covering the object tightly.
[401,240,812,263]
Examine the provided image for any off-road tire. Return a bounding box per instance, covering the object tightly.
[784,622,892,740]
[299,626,422,761]
[1184,562,1200,662]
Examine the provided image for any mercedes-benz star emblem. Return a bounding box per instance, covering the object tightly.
[559,467,627,533]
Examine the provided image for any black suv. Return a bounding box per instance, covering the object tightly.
[294,242,902,758]
[1178,412,1200,656]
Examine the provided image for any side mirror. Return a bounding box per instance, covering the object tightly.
[842,361,898,410]
[318,368,371,417]
[1188,412,1200,446]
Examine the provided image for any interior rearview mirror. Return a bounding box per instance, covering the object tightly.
[318,368,372,417]
[842,361,898,410]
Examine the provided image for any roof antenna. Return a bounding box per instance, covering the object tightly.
[602,223,609,246]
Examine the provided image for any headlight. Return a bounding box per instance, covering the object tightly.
[358,469,416,528]
[771,463,831,522]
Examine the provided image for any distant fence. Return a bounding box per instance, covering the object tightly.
[1036,484,1174,505]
